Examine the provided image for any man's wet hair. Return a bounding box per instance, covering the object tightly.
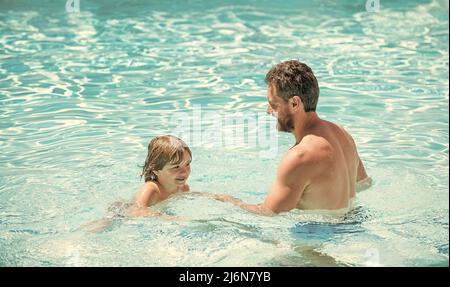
[265,60,320,112]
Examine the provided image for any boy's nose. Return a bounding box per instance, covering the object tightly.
[179,166,189,175]
[267,105,273,115]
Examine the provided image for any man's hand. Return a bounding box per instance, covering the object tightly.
[208,193,275,216]
[356,176,373,192]
[189,191,275,216]
[211,194,242,205]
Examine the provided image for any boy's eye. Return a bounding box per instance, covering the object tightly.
[171,162,190,170]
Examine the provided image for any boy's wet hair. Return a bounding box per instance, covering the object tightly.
[141,135,192,182]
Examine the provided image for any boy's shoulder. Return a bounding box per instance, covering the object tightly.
[141,181,160,193]
[135,181,160,207]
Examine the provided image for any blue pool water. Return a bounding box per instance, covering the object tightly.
[0,0,448,266]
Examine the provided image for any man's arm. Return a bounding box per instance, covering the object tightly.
[179,191,273,215]
[357,157,368,182]
[340,124,370,186]
[356,156,372,192]
[211,194,275,215]
[262,149,310,213]
[213,149,311,215]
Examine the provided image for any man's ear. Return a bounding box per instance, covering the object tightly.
[291,96,303,111]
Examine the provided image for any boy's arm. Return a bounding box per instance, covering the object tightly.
[130,183,164,217]
[128,206,163,217]
[128,204,189,222]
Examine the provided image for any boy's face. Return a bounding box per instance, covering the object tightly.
[157,151,192,186]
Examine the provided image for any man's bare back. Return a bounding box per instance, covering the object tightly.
[288,120,366,210]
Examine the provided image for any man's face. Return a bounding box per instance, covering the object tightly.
[267,84,294,133]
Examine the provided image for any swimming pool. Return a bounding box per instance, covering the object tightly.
[0,0,448,266]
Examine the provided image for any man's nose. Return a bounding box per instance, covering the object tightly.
[267,105,273,115]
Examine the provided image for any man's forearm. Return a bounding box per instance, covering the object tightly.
[356,176,373,192]
[235,202,275,216]
[199,192,275,216]
[221,196,275,216]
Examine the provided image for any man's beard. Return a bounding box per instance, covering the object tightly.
[277,113,294,132]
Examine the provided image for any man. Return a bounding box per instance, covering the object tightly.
[217,60,371,215]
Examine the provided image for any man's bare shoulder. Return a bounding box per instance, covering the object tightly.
[326,120,357,148]
[298,135,334,160]
[280,141,326,173]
